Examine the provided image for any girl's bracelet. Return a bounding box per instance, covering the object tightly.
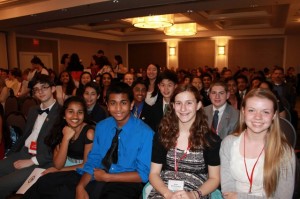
[195,190,202,198]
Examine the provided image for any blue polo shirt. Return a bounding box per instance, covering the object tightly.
[77,114,154,183]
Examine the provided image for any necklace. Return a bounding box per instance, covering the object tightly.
[243,132,265,193]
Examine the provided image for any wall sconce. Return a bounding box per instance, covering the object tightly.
[169,47,176,56]
[218,46,225,55]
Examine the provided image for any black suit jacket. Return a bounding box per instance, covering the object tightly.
[139,102,154,129]
[8,102,61,167]
[200,88,211,107]
[87,104,107,124]
[145,98,164,132]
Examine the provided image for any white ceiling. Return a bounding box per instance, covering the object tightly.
[0,0,300,41]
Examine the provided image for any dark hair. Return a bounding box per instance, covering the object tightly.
[31,74,55,87]
[159,84,211,150]
[201,72,212,80]
[114,55,123,65]
[45,96,87,150]
[106,82,134,103]
[157,69,178,84]
[31,56,44,67]
[97,49,104,55]
[145,64,160,97]
[259,80,273,90]
[60,54,69,65]
[131,79,149,91]
[84,82,101,95]
[101,72,113,87]
[235,74,249,83]
[67,53,84,72]
[9,68,21,78]
[57,71,76,95]
[76,72,92,97]
[98,56,112,68]
[224,77,237,85]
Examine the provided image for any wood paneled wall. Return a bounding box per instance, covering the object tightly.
[128,42,166,70]
[228,38,284,70]
[178,40,215,70]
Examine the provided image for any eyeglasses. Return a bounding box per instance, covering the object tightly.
[32,85,50,94]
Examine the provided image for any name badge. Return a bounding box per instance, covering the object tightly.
[168,180,184,192]
[29,141,37,155]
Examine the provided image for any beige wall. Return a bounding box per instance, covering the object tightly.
[0,32,8,68]
[228,38,284,71]
[59,38,127,72]
[285,35,300,74]
[9,33,300,75]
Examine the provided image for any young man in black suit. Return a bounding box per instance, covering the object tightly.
[148,70,178,132]
[0,74,60,198]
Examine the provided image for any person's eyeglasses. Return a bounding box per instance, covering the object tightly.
[33,85,50,94]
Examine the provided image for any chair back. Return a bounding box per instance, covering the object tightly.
[5,111,27,152]
[20,97,39,118]
[279,117,297,148]
[283,106,292,122]
[4,96,19,117]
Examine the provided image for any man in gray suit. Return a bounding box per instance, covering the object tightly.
[204,81,239,139]
[0,74,60,198]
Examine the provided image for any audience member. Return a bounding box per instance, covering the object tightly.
[204,81,239,139]
[131,79,152,127]
[75,72,92,97]
[236,74,249,101]
[55,71,76,106]
[113,55,128,81]
[145,64,160,106]
[225,77,241,110]
[123,72,135,86]
[220,88,295,198]
[5,68,21,96]
[200,73,212,107]
[191,76,203,92]
[271,66,296,109]
[99,72,112,106]
[259,80,287,119]
[149,84,221,198]
[22,96,94,198]
[0,74,60,198]
[148,70,178,132]
[83,82,107,123]
[60,53,70,70]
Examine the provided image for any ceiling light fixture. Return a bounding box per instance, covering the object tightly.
[164,23,197,36]
[132,14,174,29]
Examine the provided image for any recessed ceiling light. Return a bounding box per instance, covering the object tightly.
[113,0,119,3]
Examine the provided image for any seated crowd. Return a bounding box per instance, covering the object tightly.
[0,53,298,199]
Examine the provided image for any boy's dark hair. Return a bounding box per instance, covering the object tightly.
[31,74,55,87]
[84,82,101,95]
[201,72,212,80]
[235,74,249,83]
[157,69,178,84]
[131,79,149,91]
[106,82,134,103]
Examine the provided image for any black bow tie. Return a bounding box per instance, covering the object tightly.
[38,108,49,115]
